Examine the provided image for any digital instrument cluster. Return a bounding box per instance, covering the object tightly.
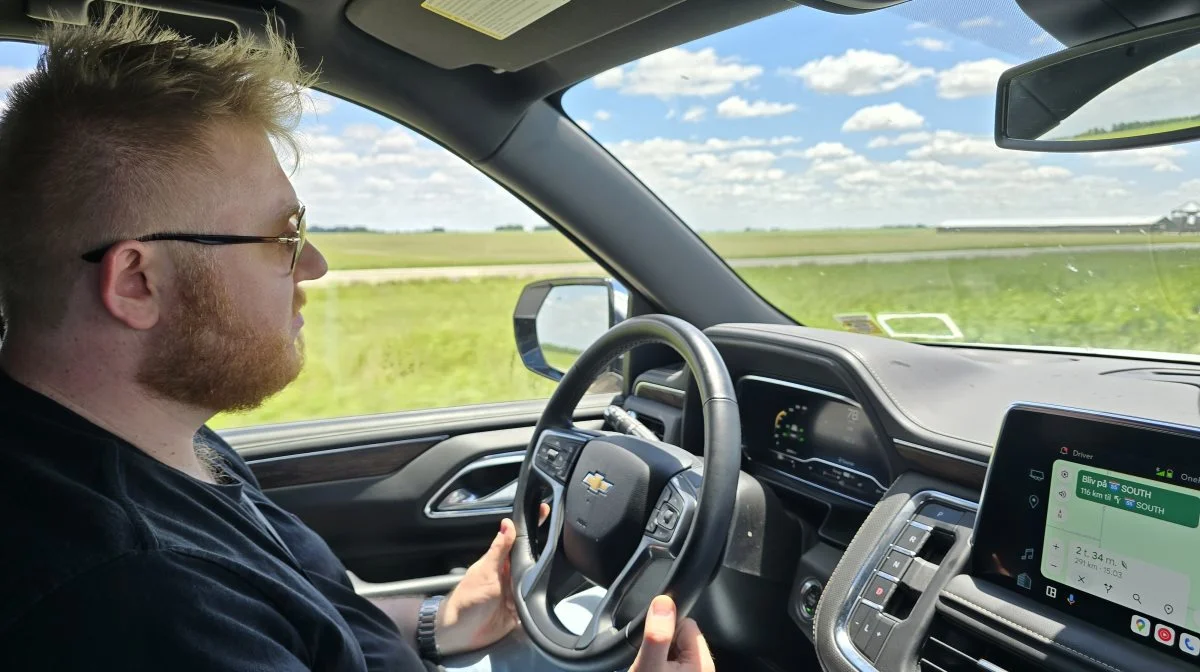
[738,375,890,504]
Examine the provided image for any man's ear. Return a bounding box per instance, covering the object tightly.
[97,242,162,331]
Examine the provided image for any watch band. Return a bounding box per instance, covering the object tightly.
[416,595,445,662]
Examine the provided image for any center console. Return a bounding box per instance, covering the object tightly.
[812,402,1200,672]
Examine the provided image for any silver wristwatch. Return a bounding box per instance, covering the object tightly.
[416,595,445,662]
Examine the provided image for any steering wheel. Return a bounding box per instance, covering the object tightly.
[510,314,742,672]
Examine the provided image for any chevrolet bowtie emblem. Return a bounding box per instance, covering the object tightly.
[582,471,614,496]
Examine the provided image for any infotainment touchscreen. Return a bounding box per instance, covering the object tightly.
[973,404,1200,665]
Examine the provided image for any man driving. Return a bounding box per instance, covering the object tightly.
[0,9,715,672]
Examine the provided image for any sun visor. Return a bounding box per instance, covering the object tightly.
[345,0,695,72]
[345,0,904,72]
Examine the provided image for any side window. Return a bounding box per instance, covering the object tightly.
[0,34,595,428]
[213,93,598,428]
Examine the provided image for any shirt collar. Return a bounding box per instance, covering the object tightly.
[0,368,119,440]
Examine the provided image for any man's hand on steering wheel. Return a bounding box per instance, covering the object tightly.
[433,505,550,656]
[630,595,716,672]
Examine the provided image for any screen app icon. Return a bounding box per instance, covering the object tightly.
[1156,624,1177,646]
[1131,615,1150,637]
[1180,633,1199,656]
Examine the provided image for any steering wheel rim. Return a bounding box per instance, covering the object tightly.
[510,314,741,672]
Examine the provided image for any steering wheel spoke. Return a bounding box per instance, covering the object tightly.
[575,471,702,649]
[530,427,591,485]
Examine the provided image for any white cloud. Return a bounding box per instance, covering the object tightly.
[936,58,1013,99]
[596,47,762,98]
[842,103,925,132]
[299,132,346,152]
[578,120,594,132]
[593,129,1149,229]
[364,176,394,192]
[594,110,612,121]
[304,90,339,116]
[1030,32,1052,46]
[344,124,384,141]
[682,106,707,122]
[907,21,934,31]
[866,132,933,148]
[797,142,856,160]
[716,96,798,118]
[0,66,31,91]
[593,67,625,89]
[959,16,1002,29]
[1092,146,1187,173]
[904,38,951,52]
[784,49,934,96]
[729,150,777,165]
[905,130,1008,161]
[375,128,419,153]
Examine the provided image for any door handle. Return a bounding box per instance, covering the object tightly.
[437,479,519,510]
[424,451,526,519]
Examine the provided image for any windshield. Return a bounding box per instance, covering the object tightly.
[561,0,1200,358]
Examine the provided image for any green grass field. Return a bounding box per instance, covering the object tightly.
[309,229,1197,270]
[211,240,1200,429]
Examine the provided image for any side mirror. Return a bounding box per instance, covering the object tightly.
[512,277,630,383]
[996,15,1200,152]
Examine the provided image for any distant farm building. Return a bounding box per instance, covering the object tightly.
[936,216,1169,233]
[936,201,1200,233]
[1170,201,1200,229]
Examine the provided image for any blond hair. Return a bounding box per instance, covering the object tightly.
[0,6,318,330]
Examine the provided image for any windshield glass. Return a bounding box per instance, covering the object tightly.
[562,0,1200,358]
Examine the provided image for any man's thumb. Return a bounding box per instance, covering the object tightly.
[631,595,677,671]
[486,518,516,560]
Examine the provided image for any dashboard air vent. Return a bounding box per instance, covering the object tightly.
[919,614,1051,672]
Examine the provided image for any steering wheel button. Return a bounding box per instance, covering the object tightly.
[657,506,678,530]
[667,488,686,511]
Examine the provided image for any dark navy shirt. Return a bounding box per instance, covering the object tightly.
[0,372,430,671]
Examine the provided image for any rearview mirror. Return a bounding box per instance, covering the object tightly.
[512,277,629,383]
[996,16,1200,152]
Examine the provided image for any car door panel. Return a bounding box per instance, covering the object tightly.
[222,395,610,583]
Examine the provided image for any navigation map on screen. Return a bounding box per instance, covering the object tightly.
[1041,459,1200,631]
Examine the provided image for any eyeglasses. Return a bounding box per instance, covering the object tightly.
[81,205,308,273]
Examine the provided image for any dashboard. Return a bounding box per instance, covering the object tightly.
[622,322,1200,672]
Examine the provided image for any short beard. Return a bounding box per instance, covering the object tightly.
[136,251,304,413]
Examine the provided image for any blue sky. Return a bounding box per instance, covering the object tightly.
[1,0,1199,233]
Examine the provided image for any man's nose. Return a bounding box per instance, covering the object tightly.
[295,241,328,282]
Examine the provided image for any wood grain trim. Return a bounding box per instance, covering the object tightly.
[248,436,447,489]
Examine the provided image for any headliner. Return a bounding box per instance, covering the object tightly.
[2,0,1198,166]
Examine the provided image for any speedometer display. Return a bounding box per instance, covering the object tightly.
[740,376,890,503]
[774,405,808,449]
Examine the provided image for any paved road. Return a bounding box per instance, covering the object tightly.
[304,241,1200,288]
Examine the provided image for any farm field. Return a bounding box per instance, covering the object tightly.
[211,238,1200,429]
[308,228,1200,270]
